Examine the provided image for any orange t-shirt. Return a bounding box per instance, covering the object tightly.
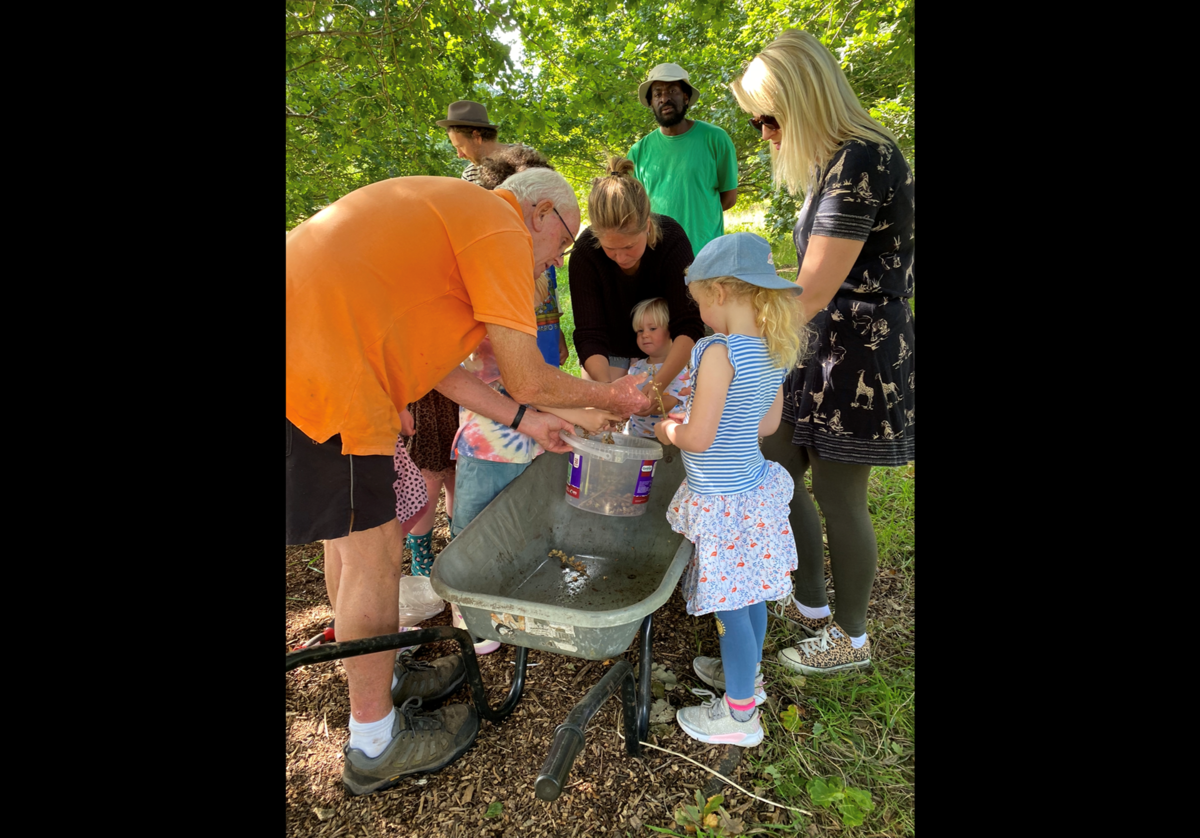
[286,177,537,455]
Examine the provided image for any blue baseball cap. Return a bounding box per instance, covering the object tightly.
[685,232,803,295]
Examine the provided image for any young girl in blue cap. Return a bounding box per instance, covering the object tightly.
[654,232,807,746]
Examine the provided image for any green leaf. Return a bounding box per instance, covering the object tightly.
[807,776,844,808]
[702,794,724,815]
[843,787,874,812]
[780,704,803,732]
[484,801,503,818]
[838,800,869,827]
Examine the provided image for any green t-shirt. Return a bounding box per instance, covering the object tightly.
[627,120,738,254]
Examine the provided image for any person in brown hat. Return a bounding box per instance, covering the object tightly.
[436,100,507,184]
[627,63,739,254]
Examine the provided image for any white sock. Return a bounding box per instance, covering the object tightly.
[348,708,397,758]
[794,598,831,620]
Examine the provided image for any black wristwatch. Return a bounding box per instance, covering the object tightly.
[510,404,527,430]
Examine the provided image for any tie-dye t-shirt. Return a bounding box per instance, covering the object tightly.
[452,336,544,464]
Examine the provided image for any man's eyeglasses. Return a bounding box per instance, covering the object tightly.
[551,205,576,257]
[749,114,780,132]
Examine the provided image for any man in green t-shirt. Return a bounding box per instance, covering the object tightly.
[627,63,739,254]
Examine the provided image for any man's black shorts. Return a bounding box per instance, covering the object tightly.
[285,419,396,545]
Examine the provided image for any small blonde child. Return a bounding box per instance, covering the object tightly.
[654,233,808,747]
[624,298,689,439]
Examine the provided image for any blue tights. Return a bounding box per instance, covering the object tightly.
[714,601,767,701]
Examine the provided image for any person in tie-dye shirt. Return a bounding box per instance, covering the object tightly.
[447,333,622,652]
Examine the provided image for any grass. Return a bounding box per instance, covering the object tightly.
[557,226,914,838]
[554,264,582,378]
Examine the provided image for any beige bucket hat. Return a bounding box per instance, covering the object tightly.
[435,100,497,129]
[637,63,697,107]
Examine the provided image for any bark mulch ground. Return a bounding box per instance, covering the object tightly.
[286,499,910,837]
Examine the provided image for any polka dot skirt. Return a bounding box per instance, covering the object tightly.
[393,440,428,522]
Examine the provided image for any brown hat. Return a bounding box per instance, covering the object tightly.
[435,100,498,129]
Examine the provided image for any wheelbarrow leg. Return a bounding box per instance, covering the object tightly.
[621,614,652,757]
[469,644,528,723]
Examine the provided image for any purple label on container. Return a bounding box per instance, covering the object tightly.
[632,460,657,504]
[566,452,582,498]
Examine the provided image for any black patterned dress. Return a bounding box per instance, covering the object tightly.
[784,138,914,466]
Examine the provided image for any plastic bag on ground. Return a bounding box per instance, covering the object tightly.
[398,574,446,626]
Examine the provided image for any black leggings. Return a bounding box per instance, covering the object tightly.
[761,423,878,638]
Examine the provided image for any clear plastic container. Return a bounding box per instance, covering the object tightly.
[560,429,664,517]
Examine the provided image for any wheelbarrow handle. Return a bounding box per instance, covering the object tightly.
[285,625,527,724]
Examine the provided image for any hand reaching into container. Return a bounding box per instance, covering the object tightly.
[606,372,652,418]
[519,410,577,454]
[539,405,626,435]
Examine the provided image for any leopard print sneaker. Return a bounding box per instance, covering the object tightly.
[770,599,834,637]
[777,624,871,674]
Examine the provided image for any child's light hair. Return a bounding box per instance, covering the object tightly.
[630,297,670,332]
[687,277,809,370]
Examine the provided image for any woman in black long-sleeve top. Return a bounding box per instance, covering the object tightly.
[567,157,703,399]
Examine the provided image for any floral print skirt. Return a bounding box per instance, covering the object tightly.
[666,461,798,617]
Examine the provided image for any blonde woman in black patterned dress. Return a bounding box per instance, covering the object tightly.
[731,29,914,674]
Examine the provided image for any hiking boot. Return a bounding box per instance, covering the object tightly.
[778,624,871,674]
[342,698,480,796]
[770,599,834,637]
[451,603,500,655]
[691,656,767,706]
[392,652,466,706]
[676,689,763,747]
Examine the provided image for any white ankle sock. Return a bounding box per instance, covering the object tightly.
[348,708,396,758]
[794,599,831,619]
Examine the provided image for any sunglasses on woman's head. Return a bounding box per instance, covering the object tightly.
[749,115,780,131]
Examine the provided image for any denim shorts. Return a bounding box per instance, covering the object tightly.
[608,355,630,370]
[450,455,532,538]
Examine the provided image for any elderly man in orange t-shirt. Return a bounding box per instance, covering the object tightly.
[286,168,649,796]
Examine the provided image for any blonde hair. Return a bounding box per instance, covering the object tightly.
[730,29,896,196]
[630,297,670,332]
[687,277,809,370]
[587,156,662,247]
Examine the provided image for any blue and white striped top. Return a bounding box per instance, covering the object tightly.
[680,334,787,495]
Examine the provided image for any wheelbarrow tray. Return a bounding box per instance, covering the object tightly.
[431,449,690,661]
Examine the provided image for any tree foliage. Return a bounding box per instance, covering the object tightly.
[285,0,520,227]
[285,0,914,236]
